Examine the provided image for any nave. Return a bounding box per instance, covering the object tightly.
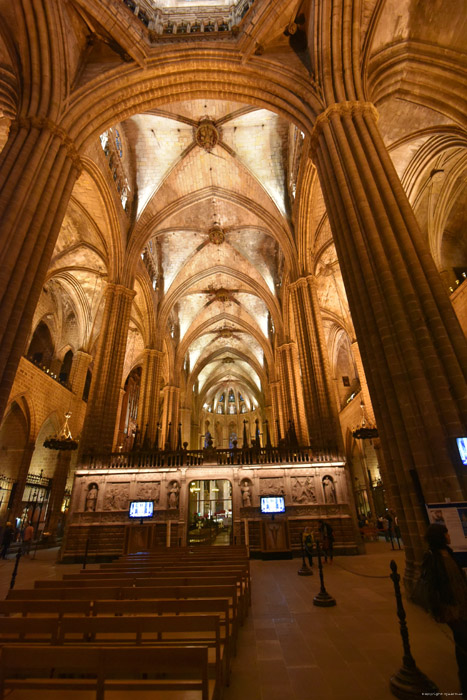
[0,543,458,699]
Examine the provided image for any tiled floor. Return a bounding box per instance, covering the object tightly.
[0,542,460,699]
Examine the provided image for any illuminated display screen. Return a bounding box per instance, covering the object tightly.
[457,437,467,466]
[129,501,154,519]
[260,496,285,514]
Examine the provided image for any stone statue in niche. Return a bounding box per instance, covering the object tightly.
[322,475,337,504]
[104,483,129,511]
[167,481,180,509]
[240,479,252,507]
[136,481,160,505]
[259,477,285,495]
[85,483,98,511]
[291,476,316,504]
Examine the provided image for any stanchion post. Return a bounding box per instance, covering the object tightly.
[9,547,22,590]
[298,532,313,576]
[82,537,90,570]
[313,542,336,607]
[389,559,439,698]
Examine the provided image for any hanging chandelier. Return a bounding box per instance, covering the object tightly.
[352,402,379,440]
[43,412,78,450]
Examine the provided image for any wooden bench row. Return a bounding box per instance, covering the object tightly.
[0,614,225,689]
[0,645,214,700]
[0,546,251,699]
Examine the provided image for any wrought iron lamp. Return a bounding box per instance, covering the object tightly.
[43,412,78,451]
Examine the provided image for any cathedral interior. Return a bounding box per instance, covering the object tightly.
[0,0,466,639]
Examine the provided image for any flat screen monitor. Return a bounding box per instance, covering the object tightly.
[456,437,467,466]
[129,501,154,519]
[260,496,285,514]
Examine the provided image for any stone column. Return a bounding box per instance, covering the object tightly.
[161,386,180,449]
[79,284,135,456]
[290,275,342,453]
[350,340,375,424]
[311,101,467,575]
[137,349,163,446]
[269,381,283,445]
[45,450,72,540]
[179,407,191,448]
[0,119,81,423]
[9,441,35,522]
[69,351,92,399]
[277,343,309,446]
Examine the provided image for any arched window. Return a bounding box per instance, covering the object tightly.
[59,350,73,384]
[27,322,54,368]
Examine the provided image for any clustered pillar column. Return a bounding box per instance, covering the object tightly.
[311,101,467,578]
[137,349,163,446]
[161,386,180,450]
[45,450,72,540]
[79,284,135,456]
[290,275,342,454]
[69,351,92,399]
[269,381,283,445]
[277,343,309,446]
[9,441,36,523]
[0,118,81,423]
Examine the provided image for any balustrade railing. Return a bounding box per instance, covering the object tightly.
[120,0,256,39]
[81,445,343,470]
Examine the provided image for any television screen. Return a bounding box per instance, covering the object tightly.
[129,501,154,519]
[457,437,467,466]
[260,496,285,514]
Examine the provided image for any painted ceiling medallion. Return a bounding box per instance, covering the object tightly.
[208,224,225,245]
[222,357,234,364]
[218,328,233,338]
[213,288,233,303]
[195,119,219,152]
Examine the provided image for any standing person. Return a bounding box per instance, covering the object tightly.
[1,522,15,559]
[22,522,34,555]
[303,527,314,567]
[318,519,334,563]
[419,523,467,697]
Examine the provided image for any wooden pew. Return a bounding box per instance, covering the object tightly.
[0,615,223,697]
[0,598,232,681]
[71,566,251,606]
[7,585,240,641]
[0,600,92,618]
[93,598,232,682]
[0,645,213,700]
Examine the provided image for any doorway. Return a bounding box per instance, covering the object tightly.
[188,479,232,545]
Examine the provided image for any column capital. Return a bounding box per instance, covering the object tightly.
[310,101,379,156]
[11,116,82,172]
[105,283,136,301]
[277,341,296,353]
[289,274,317,292]
[143,348,164,360]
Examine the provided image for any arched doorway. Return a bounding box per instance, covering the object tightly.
[188,479,232,546]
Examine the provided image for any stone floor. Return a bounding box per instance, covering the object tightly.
[0,542,460,699]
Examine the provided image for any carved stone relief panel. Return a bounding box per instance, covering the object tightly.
[259,477,284,495]
[136,481,161,505]
[291,476,317,504]
[103,482,130,511]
